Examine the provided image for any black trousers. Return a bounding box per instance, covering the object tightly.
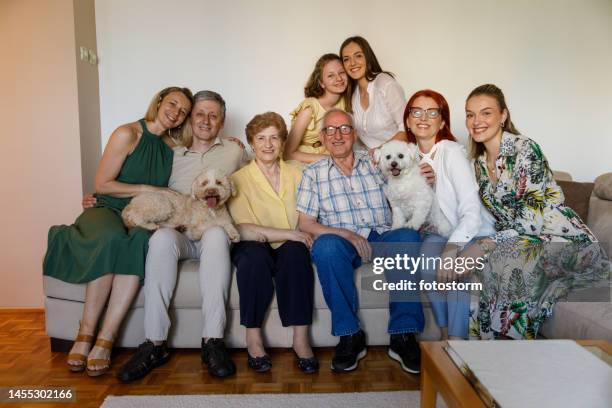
[231,240,314,328]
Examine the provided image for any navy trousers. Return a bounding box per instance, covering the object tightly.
[231,240,314,328]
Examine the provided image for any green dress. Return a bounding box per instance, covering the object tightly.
[43,119,173,283]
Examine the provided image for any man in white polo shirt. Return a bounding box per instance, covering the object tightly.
[118,91,247,382]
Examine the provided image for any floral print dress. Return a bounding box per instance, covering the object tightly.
[469,132,609,339]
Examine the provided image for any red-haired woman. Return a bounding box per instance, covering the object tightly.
[404,89,493,340]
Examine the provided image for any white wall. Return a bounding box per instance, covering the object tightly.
[96,0,612,181]
[0,0,83,307]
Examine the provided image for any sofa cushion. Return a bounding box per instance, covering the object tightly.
[226,263,391,310]
[44,261,394,311]
[593,172,612,201]
[44,276,146,307]
[540,301,612,340]
[556,180,594,221]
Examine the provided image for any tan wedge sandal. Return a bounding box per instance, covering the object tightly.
[86,337,114,377]
[67,333,94,372]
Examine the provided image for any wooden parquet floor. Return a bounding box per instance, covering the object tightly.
[0,310,420,407]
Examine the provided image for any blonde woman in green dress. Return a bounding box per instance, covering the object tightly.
[460,84,608,339]
[43,86,193,375]
[284,53,347,164]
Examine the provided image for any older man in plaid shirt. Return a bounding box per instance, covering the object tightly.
[297,108,428,375]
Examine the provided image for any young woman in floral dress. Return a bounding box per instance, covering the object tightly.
[461,84,609,339]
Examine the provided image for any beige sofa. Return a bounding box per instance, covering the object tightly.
[44,173,612,350]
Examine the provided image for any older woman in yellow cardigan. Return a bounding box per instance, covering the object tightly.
[229,112,318,374]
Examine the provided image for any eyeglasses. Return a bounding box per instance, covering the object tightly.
[322,124,353,136]
[408,107,441,119]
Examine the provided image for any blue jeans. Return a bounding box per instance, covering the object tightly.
[311,228,424,337]
[420,234,481,339]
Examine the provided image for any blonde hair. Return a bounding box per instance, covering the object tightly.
[144,86,193,122]
[178,117,194,148]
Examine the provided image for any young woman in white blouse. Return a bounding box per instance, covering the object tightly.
[405,89,494,340]
[339,36,407,150]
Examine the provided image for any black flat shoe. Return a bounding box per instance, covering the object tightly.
[294,351,319,374]
[247,353,272,373]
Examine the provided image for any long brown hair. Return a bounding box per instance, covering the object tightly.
[404,89,456,144]
[304,53,342,98]
[339,36,393,113]
[466,84,520,159]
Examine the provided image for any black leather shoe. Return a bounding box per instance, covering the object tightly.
[117,340,169,383]
[247,353,272,373]
[331,330,367,372]
[294,351,319,374]
[388,333,421,374]
[201,338,236,378]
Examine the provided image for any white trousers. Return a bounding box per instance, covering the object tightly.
[144,226,231,341]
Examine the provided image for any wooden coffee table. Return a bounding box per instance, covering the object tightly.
[420,340,612,408]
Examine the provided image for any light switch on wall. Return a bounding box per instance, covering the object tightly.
[79,46,98,65]
[79,46,89,61]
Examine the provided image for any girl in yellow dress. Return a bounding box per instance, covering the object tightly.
[284,53,347,163]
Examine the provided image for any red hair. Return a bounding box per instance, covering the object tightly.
[403,89,456,144]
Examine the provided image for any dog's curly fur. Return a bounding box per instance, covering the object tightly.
[375,140,452,237]
[122,168,240,242]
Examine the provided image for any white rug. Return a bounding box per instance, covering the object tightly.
[100,391,436,408]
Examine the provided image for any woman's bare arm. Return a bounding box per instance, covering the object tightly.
[94,124,166,197]
[284,108,327,163]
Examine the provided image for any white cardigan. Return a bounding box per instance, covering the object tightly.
[419,140,495,246]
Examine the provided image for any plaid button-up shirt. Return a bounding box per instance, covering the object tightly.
[296,151,391,238]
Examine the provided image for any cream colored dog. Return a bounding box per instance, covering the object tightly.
[122,168,240,242]
[375,140,452,237]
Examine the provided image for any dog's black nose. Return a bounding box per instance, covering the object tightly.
[390,161,398,168]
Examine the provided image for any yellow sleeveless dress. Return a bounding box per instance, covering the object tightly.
[289,97,345,155]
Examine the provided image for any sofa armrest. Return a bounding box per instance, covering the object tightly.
[557,180,594,221]
[553,170,573,181]
[593,172,612,201]
[588,195,612,257]
[586,172,612,257]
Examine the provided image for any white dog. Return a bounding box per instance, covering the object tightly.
[375,140,452,237]
[122,168,240,242]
